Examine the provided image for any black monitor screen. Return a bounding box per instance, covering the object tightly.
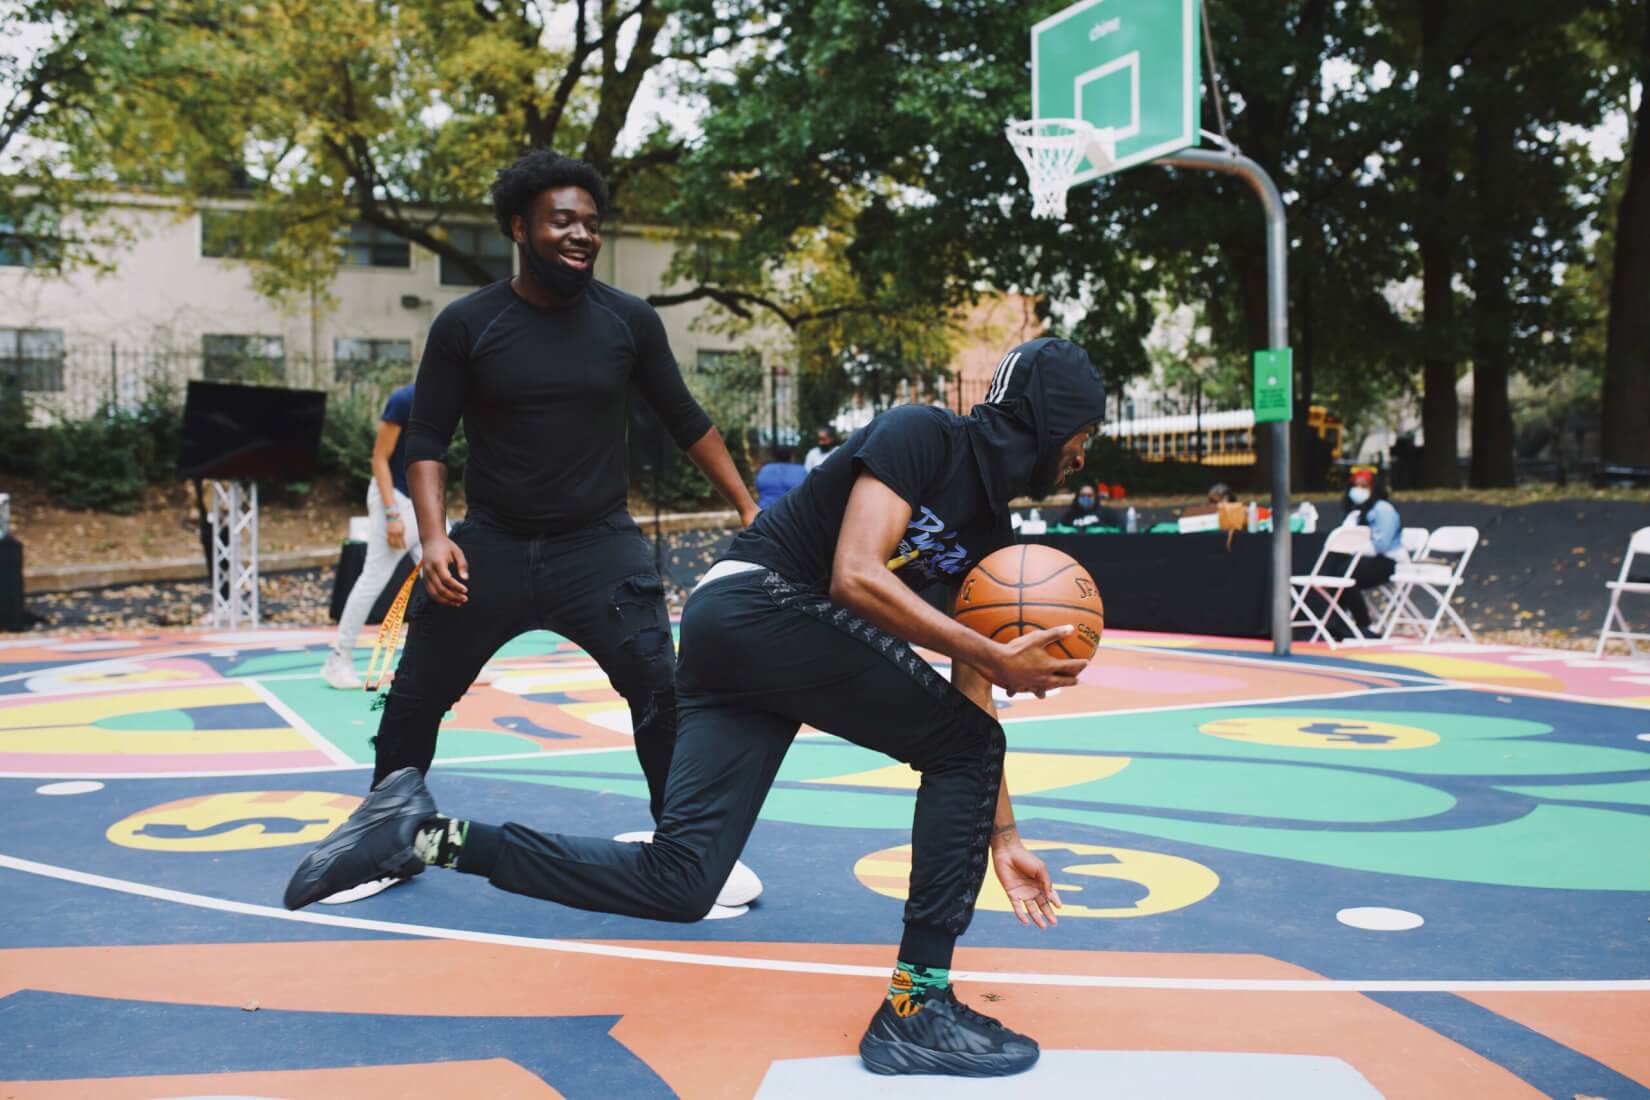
[177,381,328,481]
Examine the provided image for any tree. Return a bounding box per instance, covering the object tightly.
[0,1,226,269]
[1602,7,1650,467]
[1458,0,1618,487]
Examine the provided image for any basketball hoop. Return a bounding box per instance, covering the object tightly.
[1004,118,1116,221]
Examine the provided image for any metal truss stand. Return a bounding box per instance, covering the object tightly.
[207,479,259,627]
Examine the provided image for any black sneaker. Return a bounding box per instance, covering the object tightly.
[859,986,1040,1077]
[283,768,435,910]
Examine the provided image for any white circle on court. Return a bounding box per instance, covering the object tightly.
[36,781,105,796]
[1637,733,1650,742]
[1337,906,1424,931]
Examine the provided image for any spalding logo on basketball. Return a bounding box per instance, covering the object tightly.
[955,544,1104,660]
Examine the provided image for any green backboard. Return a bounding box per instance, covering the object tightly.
[1032,0,1201,185]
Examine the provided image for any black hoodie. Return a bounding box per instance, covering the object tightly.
[723,337,1106,593]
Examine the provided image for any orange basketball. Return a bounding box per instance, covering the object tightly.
[955,544,1104,661]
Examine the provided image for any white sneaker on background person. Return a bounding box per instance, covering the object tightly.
[613,830,764,910]
[321,649,364,691]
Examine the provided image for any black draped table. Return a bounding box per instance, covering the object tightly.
[1019,531,1329,638]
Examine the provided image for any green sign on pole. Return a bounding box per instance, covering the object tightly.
[1032,0,1201,185]
[1252,347,1293,423]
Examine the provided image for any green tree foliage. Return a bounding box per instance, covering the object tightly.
[5,0,1632,490]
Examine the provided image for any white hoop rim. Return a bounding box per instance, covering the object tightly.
[1004,118,1117,221]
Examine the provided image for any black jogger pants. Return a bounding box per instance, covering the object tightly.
[459,568,1007,964]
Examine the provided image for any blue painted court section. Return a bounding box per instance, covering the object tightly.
[0,990,676,1099]
[1369,992,1650,1100]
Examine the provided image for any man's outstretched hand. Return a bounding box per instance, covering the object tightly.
[991,832,1061,929]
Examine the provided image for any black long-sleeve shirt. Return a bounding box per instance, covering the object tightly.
[404,279,713,534]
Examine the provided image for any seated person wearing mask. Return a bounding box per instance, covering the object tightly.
[1061,481,1124,529]
[1336,468,1406,631]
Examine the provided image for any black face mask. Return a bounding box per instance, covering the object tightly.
[519,237,594,299]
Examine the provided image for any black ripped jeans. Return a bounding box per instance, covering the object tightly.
[371,511,677,822]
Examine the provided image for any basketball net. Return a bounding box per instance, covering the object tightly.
[1004,118,1115,221]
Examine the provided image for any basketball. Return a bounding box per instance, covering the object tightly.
[955,545,1104,661]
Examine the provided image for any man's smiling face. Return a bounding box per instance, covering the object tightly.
[514,185,602,273]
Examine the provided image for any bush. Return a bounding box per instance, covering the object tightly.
[37,400,179,513]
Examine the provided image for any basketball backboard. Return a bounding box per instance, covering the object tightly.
[1032,0,1201,185]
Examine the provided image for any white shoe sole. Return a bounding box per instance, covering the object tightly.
[613,829,764,909]
[316,875,409,905]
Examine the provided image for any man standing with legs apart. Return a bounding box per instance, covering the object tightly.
[321,382,420,692]
[288,337,1104,1078]
[322,151,761,907]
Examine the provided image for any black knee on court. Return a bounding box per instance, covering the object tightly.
[909,699,1007,777]
[642,840,722,922]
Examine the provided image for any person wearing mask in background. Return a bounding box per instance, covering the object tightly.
[804,427,839,473]
[1060,481,1124,529]
[755,446,808,510]
[1337,468,1406,631]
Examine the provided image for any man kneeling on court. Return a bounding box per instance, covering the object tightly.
[285,337,1106,1078]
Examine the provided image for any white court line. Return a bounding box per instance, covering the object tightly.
[242,678,355,767]
[2,853,1644,994]
[1107,643,1650,712]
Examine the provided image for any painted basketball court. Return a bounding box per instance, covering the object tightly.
[2,625,1646,1098]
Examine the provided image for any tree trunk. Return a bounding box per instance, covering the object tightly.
[1602,18,1650,467]
[1416,2,1461,487]
[1467,53,1517,488]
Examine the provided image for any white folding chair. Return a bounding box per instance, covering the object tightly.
[1369,527,1430,634]
[1382,526,1480,644]
[1595,526,1650,658]
[1290,525,1372,648]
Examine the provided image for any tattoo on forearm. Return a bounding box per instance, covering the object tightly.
[992,823,1018,840]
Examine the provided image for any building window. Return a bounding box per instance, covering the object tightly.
[340,223,411,268]
[439,225,513,287]
[202,334,285,383]
[334,337,412,383]
[200,209,265,259]
[0,328,66,392]
[0,212,61,268]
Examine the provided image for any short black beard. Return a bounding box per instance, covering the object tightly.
[520,238,594,299]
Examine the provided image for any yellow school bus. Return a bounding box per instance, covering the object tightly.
[1102,406,1342,466]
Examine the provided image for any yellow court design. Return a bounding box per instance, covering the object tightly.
[1200,715,1441,750]
[107,790,361,852]
[855,838,1219,919]
[810,751,1130,795]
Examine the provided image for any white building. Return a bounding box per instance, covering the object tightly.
[0,193,769,420]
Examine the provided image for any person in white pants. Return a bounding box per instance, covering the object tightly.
[323,383,422,690]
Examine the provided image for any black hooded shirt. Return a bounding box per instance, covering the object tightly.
[723,337,1106,593]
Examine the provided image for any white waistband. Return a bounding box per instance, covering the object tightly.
[694,559,765,592]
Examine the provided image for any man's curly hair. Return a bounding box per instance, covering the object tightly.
[489,151,609,239]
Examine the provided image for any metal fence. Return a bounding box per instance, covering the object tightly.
[2,344,411,424]
[4,344,1208,458]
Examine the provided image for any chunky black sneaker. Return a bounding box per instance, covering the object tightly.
[859,986,1040,1077]
[283,768,436,910]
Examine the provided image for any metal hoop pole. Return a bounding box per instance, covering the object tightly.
[1155,147,1292,656]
